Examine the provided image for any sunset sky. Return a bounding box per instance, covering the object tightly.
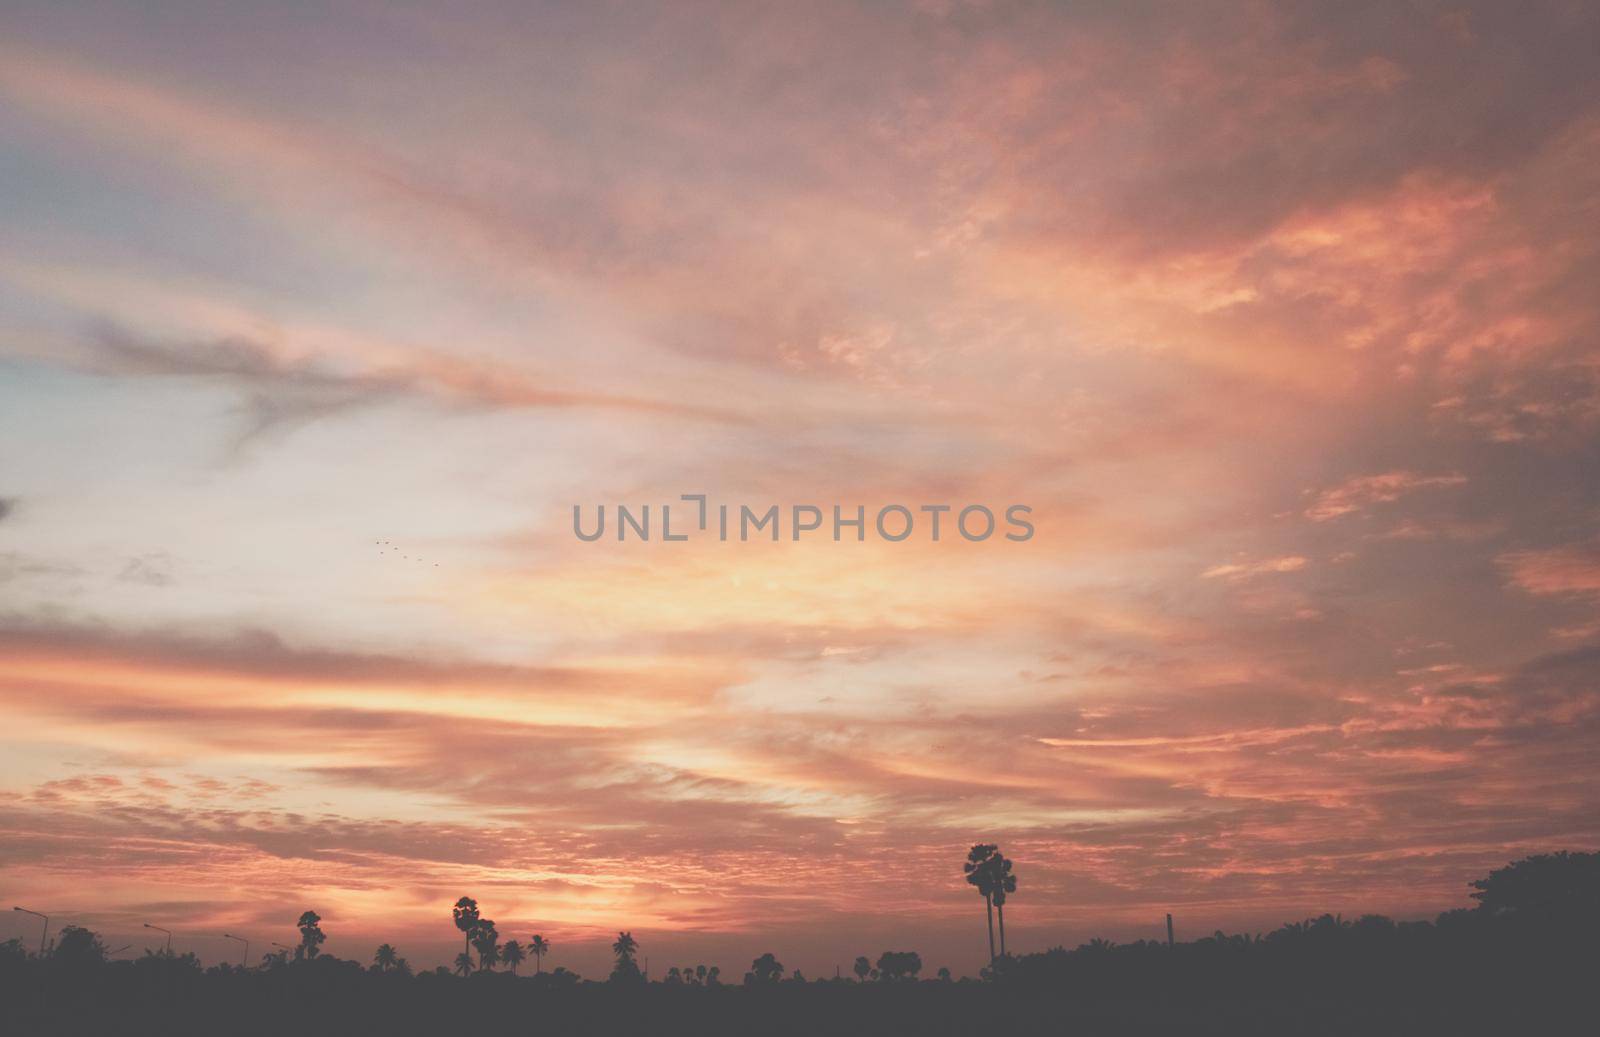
[2,1,1598,978]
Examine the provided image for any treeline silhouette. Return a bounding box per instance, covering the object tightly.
[3,851,1594,1035]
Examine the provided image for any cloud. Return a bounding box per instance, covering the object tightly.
[1304,472,1468,521]
[0,497,13,523]
[80,323,745,458]
[0,0,1598,975]
[1499,539,1600,598]
[116,554,174,587]
[1202,556,1309,580]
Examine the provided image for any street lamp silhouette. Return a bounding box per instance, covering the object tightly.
[144,923,173,954]
[12,907,48,956]
[223,933,249,968]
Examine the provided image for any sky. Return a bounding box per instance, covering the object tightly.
[1,0,1598,979]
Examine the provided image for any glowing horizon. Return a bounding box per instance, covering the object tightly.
[2,1,1598,979]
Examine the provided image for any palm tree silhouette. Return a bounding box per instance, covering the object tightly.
[373,943,398,972]
[991,851,1018,957]
[501,939,524,974]
[529,934,549,974]
[454,951,474,977]
[609,931,642,982]
[853,956,872,981]
[471,920,500,972]
[452,897,480,962]
[964,844,1000,963]
[296,911,325,960]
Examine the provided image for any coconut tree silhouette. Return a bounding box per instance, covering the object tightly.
[296,911,325,960]
[610,931,642,983]
[964,844,1000,963]
[453,951,474,977]
[501,939,524,974]
[529,934,549,974]
[452,897,480,961]
[853,956,871,982]
[373,943,398,972]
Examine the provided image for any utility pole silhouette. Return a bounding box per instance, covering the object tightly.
[1166,913,1174,949]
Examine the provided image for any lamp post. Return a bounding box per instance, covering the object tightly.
[12,907,48,956]
[223,933,249,968]
[143,923,173,954]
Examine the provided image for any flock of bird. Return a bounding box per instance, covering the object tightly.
[374,539,438,566]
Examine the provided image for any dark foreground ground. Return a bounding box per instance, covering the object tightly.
[3,920,1594,1036]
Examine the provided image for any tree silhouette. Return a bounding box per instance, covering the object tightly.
[52,926,106,968]
[373,944,398,972]
[853,956,871,981]
[990,850,1018,957]
[1469,850,1600,917]
[501,939,524,974]
[296,911,325,960]
[964,844,1000,963]
[453,951,473,977]
[750,952,783,983]
[471,920,500,972]
[875,950,922,981]
[452,897,480,961]
[528,934,549,974]
[609,931,641,983]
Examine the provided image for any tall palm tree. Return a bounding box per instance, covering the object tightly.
[990,851,1018,956]
[373,943,398,972]
[528,934,549,974]
[501,939,525,974]
[610,930,641,982]
[454,951,474,977]
[964,844,999,963]
[452,898,480,961]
